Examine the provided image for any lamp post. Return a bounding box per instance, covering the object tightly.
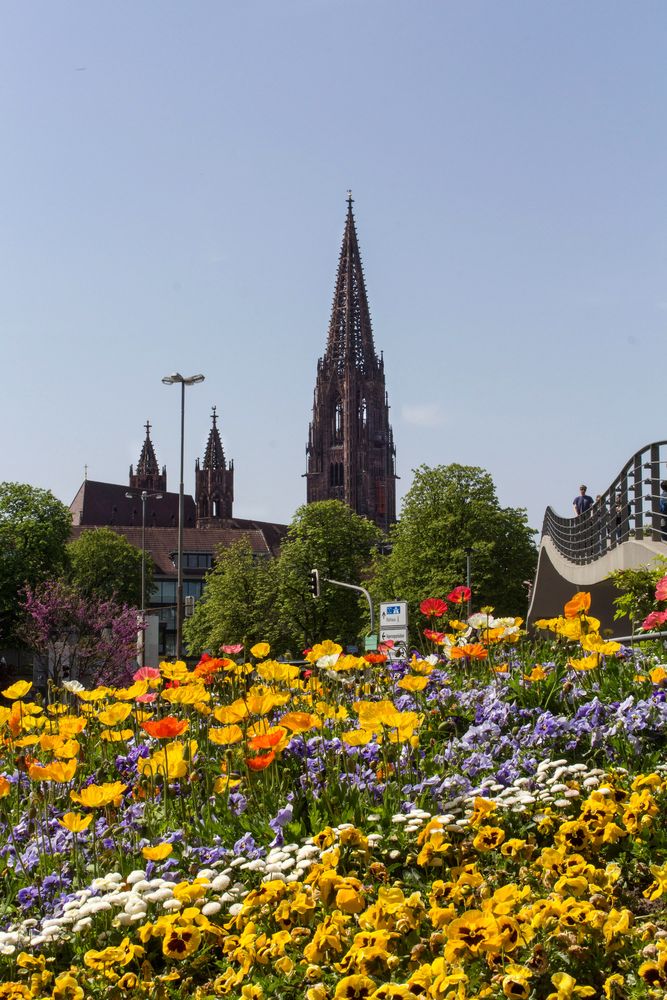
[161,372,205,659]
[125,489,163,667]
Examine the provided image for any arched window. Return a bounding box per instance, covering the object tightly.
[333,399,343,443]
[359,398,367,428]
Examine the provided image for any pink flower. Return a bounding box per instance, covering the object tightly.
[221,644,244,655]
[133,666,161,681]
[641,610,667,631]
[656,575,667,602]
[135,692,157,703]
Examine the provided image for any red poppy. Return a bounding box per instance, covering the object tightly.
[423,628,445,643]
[378,639,395,651]
[419,598,448,618]
[246,751,275,771]
[446,586,471,605]
[141,716,189,739]
[364,652,387,664]
[656,575,667,602]
[164,679,181,689]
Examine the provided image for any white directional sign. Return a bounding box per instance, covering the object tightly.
[379,625,409,645]
[380,601,408,628]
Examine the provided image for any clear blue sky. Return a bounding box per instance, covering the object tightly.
[1,1,666,534]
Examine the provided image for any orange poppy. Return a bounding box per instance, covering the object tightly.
[449,643,488,660]
[563,592,591,619]
[364,653,387,664]
[141,716,189,739]
[446,586,471,605]
[248,729,286,750]
[246,751,275,771]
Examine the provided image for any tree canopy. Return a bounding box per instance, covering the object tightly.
[275,500,381,650]
[68,528,148,607]
[183,539,283,656]
[370,464,537,640]
[0,482,72,644]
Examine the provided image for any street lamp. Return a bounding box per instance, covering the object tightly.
[161,372,205,659]
[126,489,163,667]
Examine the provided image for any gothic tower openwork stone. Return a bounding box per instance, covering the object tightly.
[195,406,234,526]
[306,195,397,531]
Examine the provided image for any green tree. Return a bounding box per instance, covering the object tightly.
[67,528,148,607]
[275,500,381,650]
[183,539,283,656]
[0,482,72,644]
[608,557,667,626]
[370,464,537,641]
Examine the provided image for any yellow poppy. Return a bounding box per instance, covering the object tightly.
[397,676,429,692]
[97,703,133,726]
[142,843,173,861]
[58,812,93,833]
[1,680,32,700]
[208,724,244,746]
[213,700,249,724]
[100,729,133,742]
[278,711,320,733]
[250,642,271,659]
[70,780,127,809]
[113,681,150,701]
[162,683,209,705]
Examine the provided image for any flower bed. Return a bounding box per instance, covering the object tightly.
[0,593,666,998]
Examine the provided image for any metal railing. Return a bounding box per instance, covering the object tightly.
[542,440,667,564]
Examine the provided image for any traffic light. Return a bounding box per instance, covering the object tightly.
[309,568,320,598]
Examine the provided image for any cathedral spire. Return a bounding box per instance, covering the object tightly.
[129,420,167,492]
[202,406,226,470]
[306,196,397,531]
[195,406,234,525]
[324,189,378,376]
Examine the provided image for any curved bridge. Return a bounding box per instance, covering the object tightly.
[527,441,667,633]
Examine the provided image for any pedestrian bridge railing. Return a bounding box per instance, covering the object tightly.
[541,440,667,565]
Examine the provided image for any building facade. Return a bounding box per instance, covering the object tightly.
[305,195,397,532]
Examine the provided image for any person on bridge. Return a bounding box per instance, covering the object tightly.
[660,480,667,539]
[573,485,594,516]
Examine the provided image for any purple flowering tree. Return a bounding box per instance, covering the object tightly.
[19,579,141,687]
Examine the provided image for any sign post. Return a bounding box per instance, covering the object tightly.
[379,602,409,658]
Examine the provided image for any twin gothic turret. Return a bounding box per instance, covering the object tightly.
[130,410,234,526]
[305,195,397,531]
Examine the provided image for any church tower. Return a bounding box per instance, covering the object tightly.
[129,420,167,492]
[306,194,397,531]
[195,406,234,526]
